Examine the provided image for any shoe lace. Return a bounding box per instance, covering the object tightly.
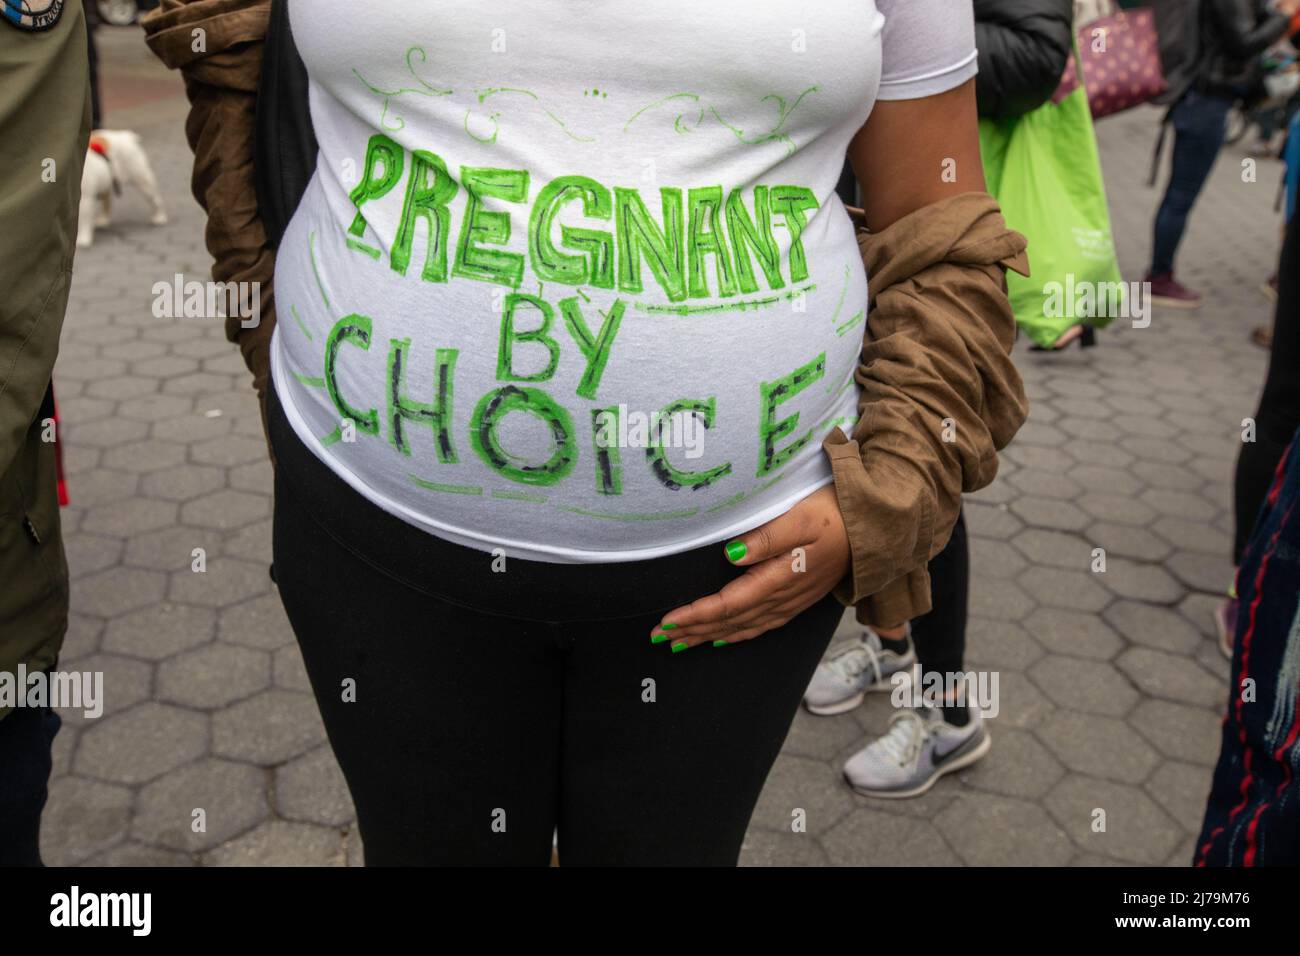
[826,632,884,685]
[877,710,930,767]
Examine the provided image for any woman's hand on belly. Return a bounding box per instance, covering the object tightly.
[651,485,850,649]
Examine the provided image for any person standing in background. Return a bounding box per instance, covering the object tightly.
[1146,0,1300,308]
[806,0,1073,799]
[0,0,91,866]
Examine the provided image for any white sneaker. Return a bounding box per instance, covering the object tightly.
[843,705,991,799]
[803,627,918,716]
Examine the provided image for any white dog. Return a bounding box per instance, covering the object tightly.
[77,130,168,248]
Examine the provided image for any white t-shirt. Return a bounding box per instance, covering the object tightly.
[272,0,977,562]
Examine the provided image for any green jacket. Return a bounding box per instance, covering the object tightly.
[0,1,91,720]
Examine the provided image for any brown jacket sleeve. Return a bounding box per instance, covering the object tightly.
[827,192,1030,627]
[142,0,275,423]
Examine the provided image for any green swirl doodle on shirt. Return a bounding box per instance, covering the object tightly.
[622,87,821,156]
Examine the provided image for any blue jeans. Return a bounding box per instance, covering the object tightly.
[0,701,61,866]
[1150,90,1234,276]
[1198,429,1300,866]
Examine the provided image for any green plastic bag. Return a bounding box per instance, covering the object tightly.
[979,85,1123,348]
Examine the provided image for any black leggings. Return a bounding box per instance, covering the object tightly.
[1234,212,1300,562]
[910,509,969,677]
[266,385,842,865]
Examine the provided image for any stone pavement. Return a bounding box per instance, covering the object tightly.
[40,27,1284,866]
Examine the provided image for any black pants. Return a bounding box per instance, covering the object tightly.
[267,385,842,865]
[1234,212,1300,562]
[0,701,60,866]
[910,509,968,677]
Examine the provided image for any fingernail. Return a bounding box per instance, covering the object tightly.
[660,622,677,630]
[712,640,728,648]
[671,641,689,653]
[651,632,670,644]
[725,540,747,562]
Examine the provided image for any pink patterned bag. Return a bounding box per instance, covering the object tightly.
[1053,7,1168,118]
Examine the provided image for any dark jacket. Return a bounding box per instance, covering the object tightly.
[0,0,90,718]
[1198,0,1290,99]
[974,0,1075,119]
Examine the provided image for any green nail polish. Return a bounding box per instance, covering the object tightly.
[651,633,670,644]
[725,540,747,562]
[671,641,689,653]
[660,622,677,630]
[713,640,728,647]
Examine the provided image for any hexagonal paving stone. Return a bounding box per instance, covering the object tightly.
[74,566,168,619]
[158,643,271,709]
[80,497,178,539]
[1010,497,1091,533]
[64,468,138,507]
[1076,492,1156,526]
[219,593,295,650]
[64,532,124,580]
[102,438,187,473]
[124,525,217,573]
[224,519,273,564]
[739,829,830,867]
[1132,460,1202,492]
[1011,528,1089,569]
[1167,551,1234,594]
[966,618,1044,671]
[85,842,196,866]
[782,708,874,763]
[140,463,226,502]
[275,746,356,827]
[1130,698,1222,766]
[968,577,1036,621]
[1139,487,1218,521]
[39,776,134,865]
[1116,647,1224,709]
[68,415,150,448]
[180,489,269,531]
[103,603,215,660]
[935,794,1073,865]
[1066,439,1135,469]
[190,433,269,467]
[1028,656,1138,716]
[988,669,1055,730]
[1024,607,1123,660]
[1008,469,1083,500]
[750,753,854,837]
[132,757,270,852]
[201,821,345,866]
[821,808,952,866]
[967,537,1027,579]
[964,501,1025,538]
[75,702,209,785]
[53,652,153,728]
[1020,565,1112,613]
[1178,592,1221,639]
[962,727,1064,799]
[229,459,275,494]
[1037,710,1160,783]
[272,645,312,692]
[1104,601,1203,654]
[1146,761,1215,832]
[169,557,272,608]
[212,689,326,766]
[1087,522,1172,563]
[151,411,231,445]
[1044,776,1182,864]
[1097,559,1185,604]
